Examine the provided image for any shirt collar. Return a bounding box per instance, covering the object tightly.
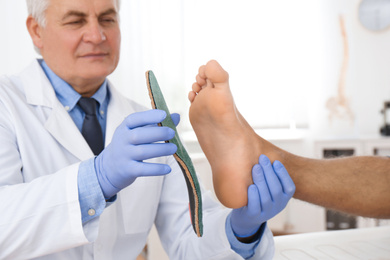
[39,59,108,111]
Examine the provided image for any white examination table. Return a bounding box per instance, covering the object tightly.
[274,226,390,259]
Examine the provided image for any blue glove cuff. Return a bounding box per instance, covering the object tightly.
[95,155,120,199]
[233,225,263,239]
[226,213,266,258]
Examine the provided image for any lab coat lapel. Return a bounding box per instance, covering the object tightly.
[45,102,94,160]
[22,60,94,161]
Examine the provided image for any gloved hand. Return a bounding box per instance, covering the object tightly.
[95,109,179,199]
[231,154,295,238]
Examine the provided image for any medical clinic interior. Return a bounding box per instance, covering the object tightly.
[1,0,390,259]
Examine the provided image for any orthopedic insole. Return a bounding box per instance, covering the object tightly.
[145,71,203,237]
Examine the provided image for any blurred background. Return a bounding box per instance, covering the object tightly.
[2,0,390,259]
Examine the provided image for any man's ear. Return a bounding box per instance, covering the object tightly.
[26,16,43,49]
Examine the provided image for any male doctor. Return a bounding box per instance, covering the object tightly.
[0,0,295,259]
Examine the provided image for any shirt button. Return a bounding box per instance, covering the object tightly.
[88,208,96,216]
[64,106,70,111]
[100,110,104,115]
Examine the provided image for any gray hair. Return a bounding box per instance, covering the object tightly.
[26,0,121,27]
[26,0,49,27]
[26,0,121,54]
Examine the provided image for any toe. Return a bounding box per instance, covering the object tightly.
[205,60,229,84]
[196,74,206,87]
[192,82,202,93]
[198,65,206,79]
[188,91,196,103]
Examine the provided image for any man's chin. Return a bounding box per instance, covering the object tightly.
[79,65,115,79]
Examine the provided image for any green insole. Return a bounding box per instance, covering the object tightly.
[145,71,203,237]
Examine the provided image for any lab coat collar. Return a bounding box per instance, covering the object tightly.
[20,60,94,160]
[22,59,57,108]
[19,60,138,161]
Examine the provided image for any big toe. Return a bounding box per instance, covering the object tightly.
[204,60,229,84]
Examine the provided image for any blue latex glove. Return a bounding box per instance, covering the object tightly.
[95,109,178,199]
[170,113,180,127]
[231,154,295,238]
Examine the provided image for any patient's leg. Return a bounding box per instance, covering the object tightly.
[188,60,262,208]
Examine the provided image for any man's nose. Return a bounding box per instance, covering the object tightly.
[83,22,106,43]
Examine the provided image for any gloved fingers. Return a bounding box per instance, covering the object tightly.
[140,113,179,127]
[130,161,172,177]
[273,160,296,197]
[252,164,271,213]
[246,184,261,217]
[125,110,167,129]
[259,155,283,201]
[170,113,180,127]
[130,143,177,161]
[128,126,175,145]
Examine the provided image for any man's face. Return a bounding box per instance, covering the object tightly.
[36,0,121,94]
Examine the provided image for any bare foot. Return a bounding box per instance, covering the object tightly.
[188,60,261,208]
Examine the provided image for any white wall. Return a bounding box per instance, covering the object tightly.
[309,0,390,138]
[0,2,39,76]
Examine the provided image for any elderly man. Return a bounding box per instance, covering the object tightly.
[0,0,295,259]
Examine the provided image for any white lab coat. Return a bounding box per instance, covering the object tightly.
[0,60,274,260]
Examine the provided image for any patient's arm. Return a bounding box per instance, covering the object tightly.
[261,137,390,219]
